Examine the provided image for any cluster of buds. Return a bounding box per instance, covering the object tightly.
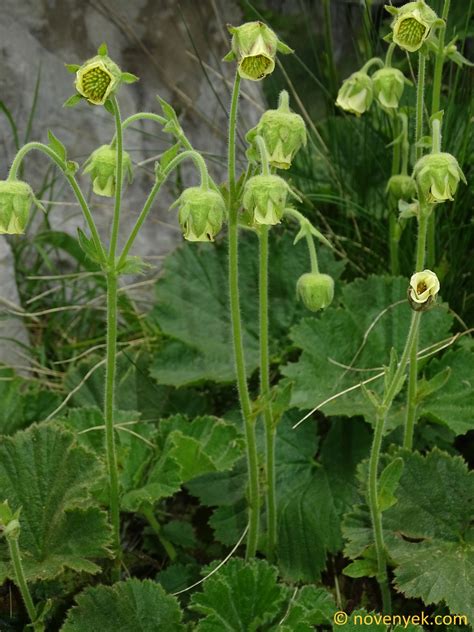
[83,144,133,197]
[408,269,440,311]
[246,90,307,170]
[172,186,225,242]
[224,21,292,81]
[0,180,43,235]
[296,272,334,312]
[385,1,439,53]
[413,152,466,204]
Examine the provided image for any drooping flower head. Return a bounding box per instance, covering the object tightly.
[224,21,293,81]
[246,90,307,170]
[372,67,409,110]
[243,174,295,225]
[296,273,334,312]
[408,269,440,311]
[172,187,225,242]
[413,152,466,203]
[83,145,133,197]
[0,180,43,235]
[386,1,439,53]
[336,71,373,116]
[386,174,417,204]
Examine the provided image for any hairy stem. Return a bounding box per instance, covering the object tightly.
[7,536,43,631]
[227,73,260,558]
[108,96,124,262]
[389,115,401,275]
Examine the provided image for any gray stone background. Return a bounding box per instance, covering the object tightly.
[0,0,266,367]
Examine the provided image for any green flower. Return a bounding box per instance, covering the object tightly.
[386,174,417,204]
[372,67,408,109]
[413,152,466,203]
[75,55,122,105]
[0,180,42,235]
[83,145,133,197]
[242,174,293,225]
[336,71,373,116]
[172,187,225,242]
[224,21,293,81]
[386,1,438,53]
[296,273,334,312]
[246,90,307,170]
[408,269,440,311]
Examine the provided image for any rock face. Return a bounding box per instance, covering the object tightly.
[0,0,263,366]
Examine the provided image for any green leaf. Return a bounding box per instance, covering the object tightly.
[0,424,111,581]
[116,255,152,275]
[150,232,344,386]
[97,42,108,56]
[159,141,181,173]
[47,130,67,162]
[190,558,287,631]
[283,275,453,429]
[77,227,103,265]
[103,98,115,115]
[61,579,184,631]
[279,585,336,629]
[378,457,404,511]
[63,94,83,108]
[418,348,474,435]
[121,71,139,83]
[343,557,377,578]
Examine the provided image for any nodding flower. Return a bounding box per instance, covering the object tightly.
[336,71,373,116]
[386,1,439,53]
[172,187,225,242]
[413,152,466,204]
[408,269,440,311]
[296,273,334,312]
[0,180,43,235]
[83,145,133,197]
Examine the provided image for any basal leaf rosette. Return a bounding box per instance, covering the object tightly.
[224,21,293,81]
[372,67,408,110]
[83,144,133,197]
[246,90,307,170]
[413,152,466,203]
[408,269,440,312]
[296,273,334,312]
[172,187,225,242]
[386,0,439,53]
[336,71,373,116]
[242,174,293,225]
[0,180,43,235]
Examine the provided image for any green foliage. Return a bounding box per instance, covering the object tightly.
[283,275,454,428]
[0,424,111,581]
[61,579,183,631]
[149,232,344,386]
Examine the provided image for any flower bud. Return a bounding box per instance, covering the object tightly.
[386,1,438,53]
[242,175,291,225]
[408,269,440,311]
[224,21,292,81]
[336,72,373,116]
[0,180,39,234]
[83,145,133,197]
[413,152,466,204]
[246,91,307,170]
[172,187,225,242]
[372,67,407,110]
[75,55,122,105]
[386,174,417,204]
[296,273,334,312]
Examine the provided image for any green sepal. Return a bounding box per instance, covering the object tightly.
[77,228,102,265]
[222,50,236,62]
[97,42,108,56]
[384,4,398,16]
[103,98,115,115]
[414,135,432,149]
[116,256,152,276]
[63,94,83,108]
[276,40,294,55]
[378,457,404,511]
[398,199,419,219]
[47,130,67,162]
[65,63,80,74]
[121,72,139,84]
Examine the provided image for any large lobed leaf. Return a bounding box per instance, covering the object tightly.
[343,449,474,621]
[282,275,457,430]
[0,424,111,581]
[61,579,183,631]
[149,232,344,386]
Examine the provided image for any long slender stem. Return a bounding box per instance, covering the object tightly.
[227,73,260,558]
[431,0,451,115]
[389,115,401,275]
[7,536,43,631]
[415,53,426,162]
[104,272,121,580]
[258,225,276,560]
[8,142,106,264]
[108,96,124,262]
